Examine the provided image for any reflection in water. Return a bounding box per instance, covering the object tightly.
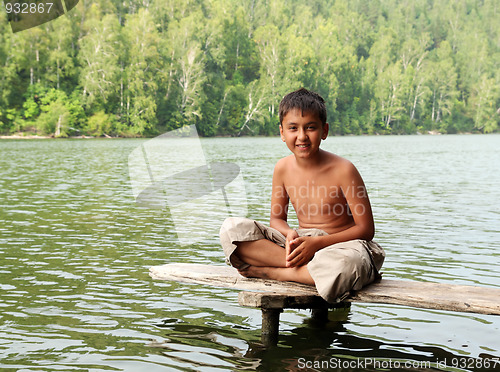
[154,305,498,371]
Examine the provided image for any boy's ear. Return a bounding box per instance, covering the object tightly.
[279,124,285,141]
[321,123,329,140]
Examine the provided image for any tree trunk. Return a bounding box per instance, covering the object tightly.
[55,115,62,137]
[216,91,229,127]
[431,89,436,122]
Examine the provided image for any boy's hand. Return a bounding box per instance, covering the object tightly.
[285,229,299,263]
[286,236,320,267]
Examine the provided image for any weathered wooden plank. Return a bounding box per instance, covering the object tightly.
[149,263,317,295]
[349,279,500,316]
[149,263,500,316]
[238,291,330,309]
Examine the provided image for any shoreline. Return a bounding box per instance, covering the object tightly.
[0,130,491,140]
[0,134,101,139]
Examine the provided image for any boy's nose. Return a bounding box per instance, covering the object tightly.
[298,128,307,140]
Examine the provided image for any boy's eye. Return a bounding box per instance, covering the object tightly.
[307,125,317,130]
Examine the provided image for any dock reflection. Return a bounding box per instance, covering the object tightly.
[154,306,499,371]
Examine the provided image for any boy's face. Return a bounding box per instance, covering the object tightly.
[279,108,329,159]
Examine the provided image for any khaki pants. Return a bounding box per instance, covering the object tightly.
[219,217,385,303]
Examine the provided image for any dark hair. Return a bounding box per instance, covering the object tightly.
[279,88,327,125]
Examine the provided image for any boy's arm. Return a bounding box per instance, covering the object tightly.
[286,162,375,267]
[269,159,293,234]
[269,160,300,254]
[326,161,375,242]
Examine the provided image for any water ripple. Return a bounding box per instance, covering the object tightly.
[1,136,499,370]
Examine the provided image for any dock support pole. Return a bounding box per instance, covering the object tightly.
[311,308,329,323]
[261,308,282,346]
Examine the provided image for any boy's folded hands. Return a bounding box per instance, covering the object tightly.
[286,235,321,268]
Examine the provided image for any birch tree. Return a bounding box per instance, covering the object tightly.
[178,45,206,121]
[254,24,281,116]
[46,16,75,90]
[400,35,430,123]
[78,12,122,108]
[424,41,457,126]
[166,13,207,127]
[374,62,405,130]
[469,75,499,133]
[238,82,265,136]
[0,19,16,131]
[123,8,162,135]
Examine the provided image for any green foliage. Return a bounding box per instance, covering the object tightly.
[0,0,498,136]
[84,111,115,136]
[17,85,85,136]
[37,100,71,137]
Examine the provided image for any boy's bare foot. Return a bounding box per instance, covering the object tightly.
[238,265,315,286]
[238,265,273,280]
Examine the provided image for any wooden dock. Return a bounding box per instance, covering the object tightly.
[149,263,500,346]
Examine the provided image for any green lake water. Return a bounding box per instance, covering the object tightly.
[1,134,499,371]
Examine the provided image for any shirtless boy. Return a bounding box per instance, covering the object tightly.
[220,88,385,302]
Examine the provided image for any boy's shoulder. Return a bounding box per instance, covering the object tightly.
[274,150,355,173]
[274,154,294,168]
[321,150,356,174]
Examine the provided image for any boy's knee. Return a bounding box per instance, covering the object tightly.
[309,244,376,302]
[341,247,373,284]
[220,217,254,236]
[219,217,266,252]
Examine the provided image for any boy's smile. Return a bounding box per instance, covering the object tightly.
[280,109,329,161]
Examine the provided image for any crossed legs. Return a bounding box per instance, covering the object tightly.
[233,239,315,285]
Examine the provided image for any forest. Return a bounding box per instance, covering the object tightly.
[0,0,498,137]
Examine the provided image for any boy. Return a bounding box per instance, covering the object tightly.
[219,88,385,303]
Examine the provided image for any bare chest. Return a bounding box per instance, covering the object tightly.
[283,177,348,216]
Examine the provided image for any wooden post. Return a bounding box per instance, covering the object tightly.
[261,308,282,347]
[310,308,329,323]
